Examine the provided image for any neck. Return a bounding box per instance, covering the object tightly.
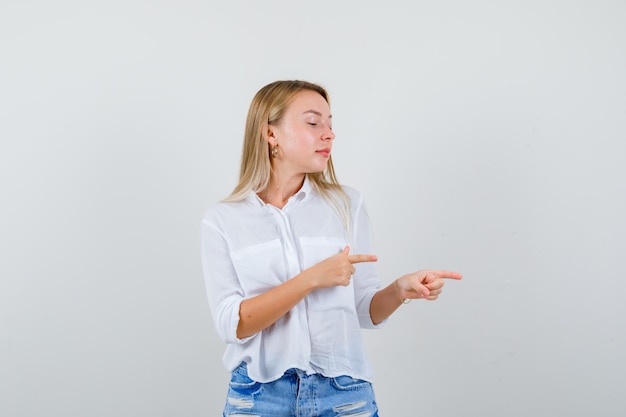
[259,173,306,209]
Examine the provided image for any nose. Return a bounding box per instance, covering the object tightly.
[323,124,335,141]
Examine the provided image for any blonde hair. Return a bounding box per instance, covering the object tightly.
[225,80,351,231]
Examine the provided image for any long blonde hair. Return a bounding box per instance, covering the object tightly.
[225,80,351,230]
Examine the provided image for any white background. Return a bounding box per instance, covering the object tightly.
[1,1,625,416]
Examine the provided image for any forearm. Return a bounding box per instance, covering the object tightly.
[369,279,404,325]
[236,270,316,339]
[370,270,462,324]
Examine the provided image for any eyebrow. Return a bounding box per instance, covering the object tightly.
[302,110,332,118]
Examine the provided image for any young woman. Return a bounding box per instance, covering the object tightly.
[201,80,462,416]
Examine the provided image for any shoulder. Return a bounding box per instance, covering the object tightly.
[201,198,252,227]
[339,184,365,207]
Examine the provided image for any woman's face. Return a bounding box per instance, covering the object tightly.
[268,89,335,176]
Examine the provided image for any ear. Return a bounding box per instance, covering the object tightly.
[262,122,278,146]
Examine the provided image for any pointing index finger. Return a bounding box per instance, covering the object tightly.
[347,254,378,264]
[429,270,463,280]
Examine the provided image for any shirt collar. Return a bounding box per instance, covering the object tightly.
[249,175,312,207]
[297,175,312,202]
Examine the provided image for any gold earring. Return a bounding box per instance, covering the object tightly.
[271,143,278,158]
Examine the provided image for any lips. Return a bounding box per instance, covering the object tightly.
[316,148,331,158]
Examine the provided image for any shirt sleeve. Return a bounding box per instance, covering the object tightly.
[201,214,256,344]
[350,192,387,329]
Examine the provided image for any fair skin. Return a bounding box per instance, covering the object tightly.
[237,90,462,339]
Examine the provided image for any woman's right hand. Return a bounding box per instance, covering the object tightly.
[236,246,376,339]
[304,246,378,289]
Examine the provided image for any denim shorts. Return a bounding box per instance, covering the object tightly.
[223,362,379,417]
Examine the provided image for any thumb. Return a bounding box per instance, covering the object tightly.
[400,275,431,298]
[341,245,350,256]
[412,281,430,298]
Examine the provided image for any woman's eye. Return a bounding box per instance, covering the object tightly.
[307,122,318,126]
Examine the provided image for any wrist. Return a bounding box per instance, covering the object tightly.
[295,269,319,293]
[394,279,411,305]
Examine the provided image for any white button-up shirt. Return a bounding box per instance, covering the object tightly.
[201,177,384,383]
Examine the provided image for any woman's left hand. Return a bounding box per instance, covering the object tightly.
[396,270,463,301]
